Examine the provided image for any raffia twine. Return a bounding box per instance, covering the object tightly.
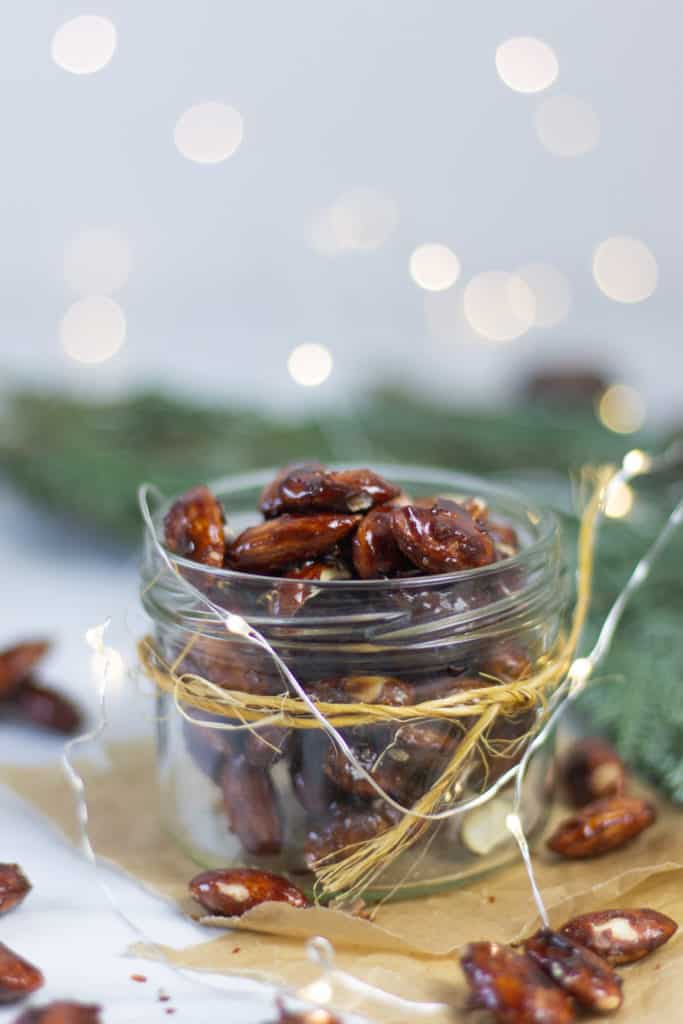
[138,465,612,899]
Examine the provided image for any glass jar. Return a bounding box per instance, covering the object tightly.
[140,465,568,901]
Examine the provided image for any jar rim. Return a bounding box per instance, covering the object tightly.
[142,462,560,591]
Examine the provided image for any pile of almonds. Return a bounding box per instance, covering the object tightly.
[162,465,531,870]
[164,462,518,581]
[461,906,677,1023]
[0,863,100,1021]
[0,641,82,736]
[459,737,676,1021]
[185,737,678,1021]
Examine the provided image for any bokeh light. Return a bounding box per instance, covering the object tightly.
[287,343,333,386]
[409,244,461,292]
[598,384,646,434]
[605,481,634,519]
[516,262,571,327]
[535,95,600,157]
[495,37,558,93]
[174,103,244,164]
[60,297,126,364]
[463,271,536,342]
[592,236,658,303]
[91,649,126,689]
[64,229,132,295]
[328,189,398,251]
[51,15,117,75]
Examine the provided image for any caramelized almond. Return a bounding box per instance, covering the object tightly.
[228,514,360,574]
[460,941,575,1024]
[13,1002,102,1023]
[220,756,283,855]
[0,642,50,700]
[560,908,678,965]
[189,868,309,917]
[0,942,44,1003]
[260,466,398,517]
[13,681,82,735]
[547,796,656,859]
[164,485,226,568]
[525,928,623,1013]
[0,865,31,915]
[391,504,496,574]
[562,738,626,808]
[352,505,409,578]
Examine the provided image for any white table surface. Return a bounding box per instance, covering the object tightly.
[0,483,288,1024]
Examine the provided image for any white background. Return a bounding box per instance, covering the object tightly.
[0,1,681,419]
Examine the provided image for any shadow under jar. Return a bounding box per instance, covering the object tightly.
[140,465,569,902]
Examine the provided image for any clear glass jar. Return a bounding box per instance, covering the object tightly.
[140,466,568,901]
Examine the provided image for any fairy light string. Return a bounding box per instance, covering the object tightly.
[136,445,683,900]
[506,441,683,926]
[55,441,683,1019]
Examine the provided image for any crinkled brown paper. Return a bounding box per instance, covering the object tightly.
[2,741,682,1022]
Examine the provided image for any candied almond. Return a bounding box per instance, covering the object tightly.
[228,514,360,574]
[12,1000,102,1022]
[525,928,623,1013]
[13,681,82,735]
[0,942,44,1003]
[164,484,226,568]
[460,941,575,1024]
[352,505,409,578]
[307,674,415,706]
[560,908,678,965]
[189,868,309,917]
[562,737,626,808]
[0,865,31,915]
[0,642,50,701]
[547,796,656,859]
[220,756,283,855]
[304,804,396,870]
[260,465,398,517]
[390,504,496,574]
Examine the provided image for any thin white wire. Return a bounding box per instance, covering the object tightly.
[58,443,683,1017]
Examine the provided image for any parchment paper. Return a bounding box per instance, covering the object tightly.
[3,741,682,1022]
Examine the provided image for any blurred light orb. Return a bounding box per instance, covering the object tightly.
[287,343,333,387]
[495,37,558,93]
[174,102,243,164]
[535,95,600,157]
[409,244,461,292]
[516,262,571,327]
[64,229,132,295]
[463,271,536,342]
[598,384,646,434]
[60,296,126,364]
[623,448,651,476]
[592,236,658,303]
[329,189,398,251]
[605,481,634,519]
[51,15,117,75]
